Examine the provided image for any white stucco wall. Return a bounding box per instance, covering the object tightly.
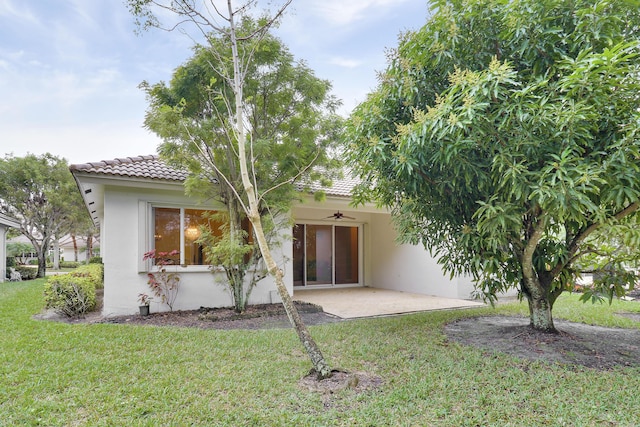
[368,213,474,298]
[100,183,487,316]
[292,203,478,299]
[0,225,7,282]
[101,185,286,316]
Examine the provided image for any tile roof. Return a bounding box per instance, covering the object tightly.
[70,155,357,197]
[69,155,188,182]
[302,174,360,198]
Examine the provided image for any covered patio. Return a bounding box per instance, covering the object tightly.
[293,287,484,319]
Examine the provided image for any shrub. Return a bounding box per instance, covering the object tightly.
[59,261,81,269]
[74,263,104,289]
[89,256,103,264]
[143,249,180,311]
[6,257,15,268]
[14,266,37,280]
[43,264,104,317]
[44,275,96,317]
[29,259,39,265]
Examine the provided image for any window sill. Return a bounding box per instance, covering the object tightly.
[147,265,218,274]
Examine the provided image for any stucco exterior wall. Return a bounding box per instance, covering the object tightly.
[101,185,285,316]
[292,203,478,299]
[0,225,7,282]
[368,213,470,298]
[98,182,487,316]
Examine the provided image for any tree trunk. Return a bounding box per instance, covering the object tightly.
[37,253,46,278]
[520,218,557,333]
[524,292,556,332]
[252,212,332,379]
[227,0,331,379]
[86,233,93,262]
[53,237,60,270]
[72,234,79,262]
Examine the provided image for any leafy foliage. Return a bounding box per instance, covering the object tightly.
[143,249,181,311]
[6,242,35,265]
[13,266,37,281]
[141,17,342,313]
[0,153,87,278]
[346,0,640,330]
[197,211,267,312]
[43,264,103,317]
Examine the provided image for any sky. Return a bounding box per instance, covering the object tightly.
[0,0,429,165]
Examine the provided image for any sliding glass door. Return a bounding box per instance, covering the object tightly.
[293,223,360,287]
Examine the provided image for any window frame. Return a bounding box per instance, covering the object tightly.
[292,221,364,288]
[143,203,218,273]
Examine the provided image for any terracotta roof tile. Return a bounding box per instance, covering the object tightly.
[70,155,188,182]
[301,174,360,198]
[70,155,357,196]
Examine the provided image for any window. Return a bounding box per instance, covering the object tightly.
[153,207,222,266]
[293,223,360,286]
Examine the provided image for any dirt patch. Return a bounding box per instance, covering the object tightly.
[299,369,383,393]
[37,301,343,330]
[444,315,640,370]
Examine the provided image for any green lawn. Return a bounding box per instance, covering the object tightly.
[2,279,640,426]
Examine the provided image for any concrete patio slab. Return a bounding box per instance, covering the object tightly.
[293,287,484,319]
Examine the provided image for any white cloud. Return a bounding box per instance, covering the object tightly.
[0,119,160,164]
[309,0,411,26]
[328,57,362,69]
[0,0,38,23]
[0,0,429,164]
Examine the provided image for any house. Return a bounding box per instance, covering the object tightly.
[0,213,21,282]
[7,234,100,265]
[70,155,478,316]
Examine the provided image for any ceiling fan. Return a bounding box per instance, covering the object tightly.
[325,211,355,220]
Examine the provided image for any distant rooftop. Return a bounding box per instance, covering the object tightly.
[70,155,356,197]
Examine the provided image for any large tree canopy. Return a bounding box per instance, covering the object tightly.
[346,0,640,332]
[0,153,83,277]
[129,0,335,378]
[141,16,342,312]
[143,16,341,208]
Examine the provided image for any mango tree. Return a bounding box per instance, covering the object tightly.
[346,0,640,332]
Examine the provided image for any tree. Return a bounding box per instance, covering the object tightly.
[6,242,35,265]
[128,0,337,378]
[140,23,341,313]
[64,193,98,264]
[0,153,83,277]
[346,0,640,332]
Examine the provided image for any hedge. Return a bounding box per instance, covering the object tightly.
[14,266,38,280]
[44,264,104,317]
[45,261,82,269]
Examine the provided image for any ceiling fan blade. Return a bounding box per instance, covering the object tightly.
[320,211,357,220]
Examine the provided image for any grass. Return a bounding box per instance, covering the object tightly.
[2,279,640,426]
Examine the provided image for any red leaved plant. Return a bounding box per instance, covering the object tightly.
[143,249,180,311]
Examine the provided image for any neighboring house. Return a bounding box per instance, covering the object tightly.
[0,213,21,282]
[70,155,479,316]
[57,234,100,263]
[7,234,100,265]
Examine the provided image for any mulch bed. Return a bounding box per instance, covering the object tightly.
[97,301,343,330]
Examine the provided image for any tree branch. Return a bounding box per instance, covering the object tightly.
[550,201,640,277]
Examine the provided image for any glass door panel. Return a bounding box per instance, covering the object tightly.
[306,225,332,285]
[335,226,359,284]
[293,224,305,286]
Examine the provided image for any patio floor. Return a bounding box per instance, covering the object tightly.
[293,287,484,319]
